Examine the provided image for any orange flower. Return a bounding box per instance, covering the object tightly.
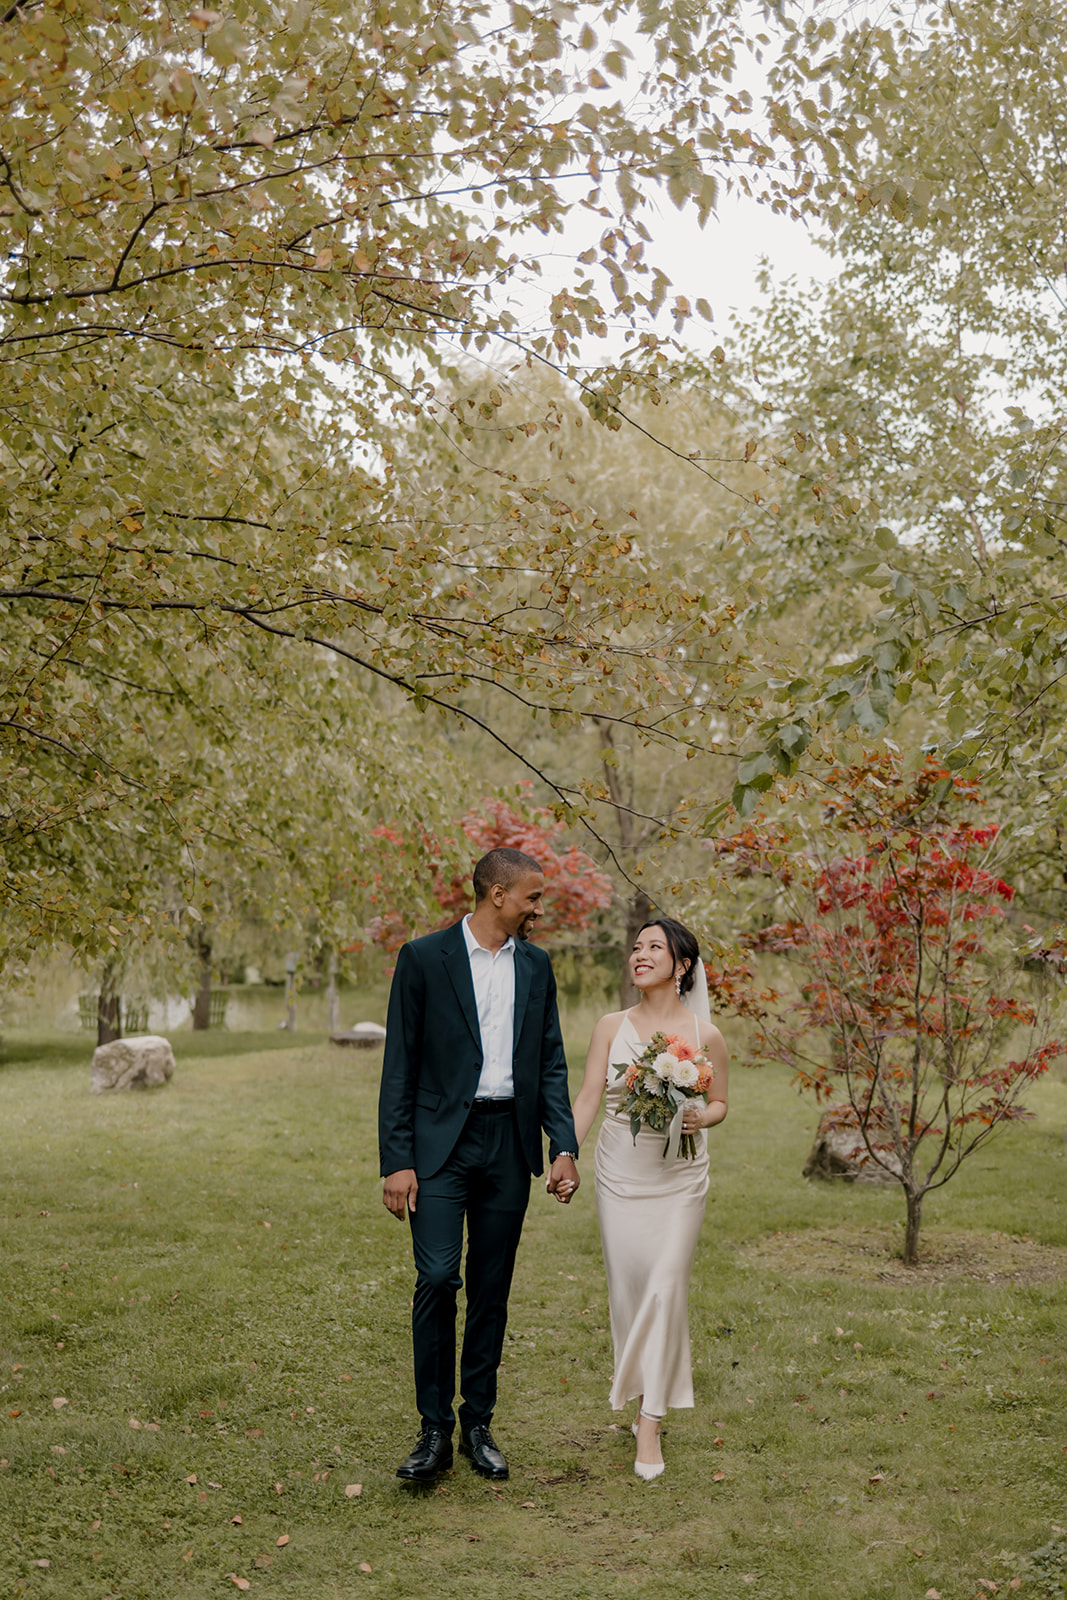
[696,1066,714,1093]
[664,1034,697,1062]
[624,1064,641,1089]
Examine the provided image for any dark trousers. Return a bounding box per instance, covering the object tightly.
[408,1101,531,1433]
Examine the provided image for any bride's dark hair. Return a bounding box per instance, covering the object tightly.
[636,917,700,996]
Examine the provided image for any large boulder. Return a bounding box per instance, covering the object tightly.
[91,1035,175,1094]
[803,1105,903,1184]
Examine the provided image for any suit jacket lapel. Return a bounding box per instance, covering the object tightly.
[512,939,532,1056]
[441,920,482,1052]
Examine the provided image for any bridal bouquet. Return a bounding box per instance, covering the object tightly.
[616,1031,715,1160]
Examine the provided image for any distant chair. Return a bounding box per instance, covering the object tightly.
[208,989,229,1029]
[123,1001,149,1034]
[79,994,152,1034]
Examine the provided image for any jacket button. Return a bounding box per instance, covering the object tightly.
[463,1100,471,1109]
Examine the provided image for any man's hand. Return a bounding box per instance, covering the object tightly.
[546,1155,579,1204]
[383,1168,418,1220]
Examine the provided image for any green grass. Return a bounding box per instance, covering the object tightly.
[0,1026,1065,1600]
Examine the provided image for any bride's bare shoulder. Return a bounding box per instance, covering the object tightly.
[594,1008,629,1035]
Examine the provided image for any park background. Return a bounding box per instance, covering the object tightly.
[3,0,1067,1595]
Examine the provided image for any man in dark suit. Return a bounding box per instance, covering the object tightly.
[379,846,580,1483]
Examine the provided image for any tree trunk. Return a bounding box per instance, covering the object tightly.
[97,964,121,1046]
[619,888,654,1008]
[190,927,212,1031]
[327,950,340,1034]
[902,1188,924,1265]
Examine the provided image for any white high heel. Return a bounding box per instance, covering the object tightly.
[633,1410,664,1480]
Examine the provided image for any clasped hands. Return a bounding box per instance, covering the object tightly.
[545,1154,579,1204]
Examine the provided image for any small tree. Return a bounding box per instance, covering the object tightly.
[368,791,613,954]
[724,757,1062,1264]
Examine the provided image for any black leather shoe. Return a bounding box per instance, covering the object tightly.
[396,1427,453,1482]
[459,1424,509,1480]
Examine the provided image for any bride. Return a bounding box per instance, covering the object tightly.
[565,917,729,1479]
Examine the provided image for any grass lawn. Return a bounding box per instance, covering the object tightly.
[1,1025,1065,1600]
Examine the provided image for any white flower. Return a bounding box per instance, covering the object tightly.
[669,1059,700,1089]
[642,1072,665,1095]
[651,1051,678,1080]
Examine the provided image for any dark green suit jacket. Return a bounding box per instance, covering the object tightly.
[378,920,577,1181]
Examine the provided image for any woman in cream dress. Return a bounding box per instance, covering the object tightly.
[566,918,729,1479]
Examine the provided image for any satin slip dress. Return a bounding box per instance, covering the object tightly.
[592,1009,710,1415]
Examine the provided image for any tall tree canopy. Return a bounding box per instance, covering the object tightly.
[1,0,840,966]
[714,0,1067,830]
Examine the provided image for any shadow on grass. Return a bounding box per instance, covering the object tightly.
[0,1029,329,1071]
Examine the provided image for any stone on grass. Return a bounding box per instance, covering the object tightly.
[91,1035,175,1094]
[803,1105,902,1184]
[329,1021,387,1049]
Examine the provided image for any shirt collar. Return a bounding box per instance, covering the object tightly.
[462,913,515,958]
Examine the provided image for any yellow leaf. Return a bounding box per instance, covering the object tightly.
[344,1483,363,1497]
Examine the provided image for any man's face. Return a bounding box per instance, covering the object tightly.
[495,870,545,941]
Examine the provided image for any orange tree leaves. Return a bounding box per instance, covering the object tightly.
[720,754,1062,1262]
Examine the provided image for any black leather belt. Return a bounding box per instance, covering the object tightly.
[471,1098,514,1113]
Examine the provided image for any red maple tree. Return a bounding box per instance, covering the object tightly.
[721,755,1062,1264]
[367,789,613,954]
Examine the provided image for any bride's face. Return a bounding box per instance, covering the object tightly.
[630,926,680,992]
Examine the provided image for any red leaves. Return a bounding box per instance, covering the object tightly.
[368,786,612,952]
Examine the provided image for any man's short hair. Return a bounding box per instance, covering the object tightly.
[473,847,543,902]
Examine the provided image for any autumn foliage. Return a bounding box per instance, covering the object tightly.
[720,755,1063,1263]
[368,791,613,954]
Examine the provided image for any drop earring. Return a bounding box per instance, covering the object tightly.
[675,972,682,997]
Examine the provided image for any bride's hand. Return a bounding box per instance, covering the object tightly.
[682,1101,706,1134]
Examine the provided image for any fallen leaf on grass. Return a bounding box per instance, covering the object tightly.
[183,1549,193,1563]
[712,1471,726,1483]
[227,1577,250,1592]
[1010,1581,1023,1591]
[344,1484,362,1498]
[185,1475,197,1484]
[925,1590,941,1599]
[869,1473,885,1484]
[359,1563,372,1574]
[52,1397,68,1409]
[254,1555,273,1569]
[231,1515,242,1525]
[208,1481,223,1490]
[91,1521,101,1531]
[977,1584,999,1594]
[8,1411,20,1419]
[742,1577,756,1586]
[245,1428,262,1438]
[32,1560,50,1570]
[273,1483,283,1495]
[521,1500,536,1508]
[713,1436,724,1446]
[275,1535,289,1548]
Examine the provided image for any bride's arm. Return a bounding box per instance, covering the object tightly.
[695,1021,729,1131]
[569,1013,618,1148]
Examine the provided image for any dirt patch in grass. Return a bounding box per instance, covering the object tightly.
[741,1224,1067,1284]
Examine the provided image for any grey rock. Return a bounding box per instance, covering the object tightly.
[803,1107,902,1184]
[91,1035,175,1093]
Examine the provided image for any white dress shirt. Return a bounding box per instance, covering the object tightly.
[462,914,516,1099]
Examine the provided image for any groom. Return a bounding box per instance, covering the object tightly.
[379,847,580,1483]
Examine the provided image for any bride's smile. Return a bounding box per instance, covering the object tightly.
[630,929,678,990]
